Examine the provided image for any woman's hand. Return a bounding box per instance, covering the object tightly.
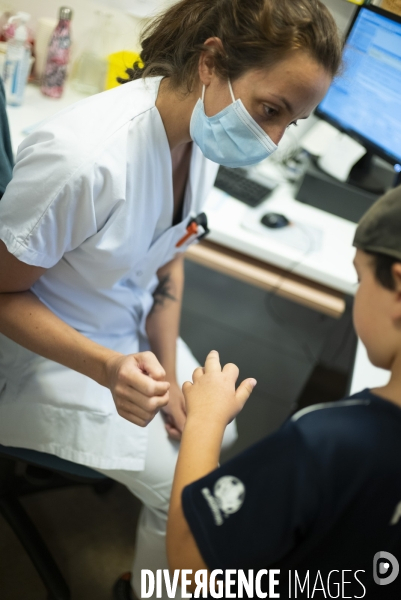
[105,351,170,427]
[182,350,256,427]
[161,379,187,441]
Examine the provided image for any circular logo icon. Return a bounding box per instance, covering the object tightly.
[213,476,245,516]
[373,551,400,586]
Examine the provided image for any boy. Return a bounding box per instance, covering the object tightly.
[167,186,401,598]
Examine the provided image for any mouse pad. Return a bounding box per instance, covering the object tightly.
[241,207,323,254]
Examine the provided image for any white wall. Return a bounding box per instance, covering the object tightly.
[5,0,152,57]
[322,0,357,33]
[8,0,357,56]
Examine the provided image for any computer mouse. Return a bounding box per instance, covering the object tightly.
[260,212,290,229]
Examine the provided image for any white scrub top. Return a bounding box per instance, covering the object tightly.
[0,76,219,470]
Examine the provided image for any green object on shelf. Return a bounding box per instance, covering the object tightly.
[0,77,13,196]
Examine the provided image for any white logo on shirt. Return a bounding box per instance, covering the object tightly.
[390,501,401,525]
[214,476,245,516]
[201,488,223,526]
[201,476,246,526]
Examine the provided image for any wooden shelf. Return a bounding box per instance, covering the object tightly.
[185,240,346,319]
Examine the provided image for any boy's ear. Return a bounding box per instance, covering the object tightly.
[391,262,401,321]
[391,264,401,320]
[392,263,401,293]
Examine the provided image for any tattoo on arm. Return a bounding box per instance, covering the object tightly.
[151,273,177,312]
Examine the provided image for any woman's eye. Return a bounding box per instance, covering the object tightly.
[263,105,278,119]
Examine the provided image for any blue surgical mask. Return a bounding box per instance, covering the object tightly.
[190,80,278,168]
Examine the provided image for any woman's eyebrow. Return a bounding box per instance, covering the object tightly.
[264,93,310,120]
[267,92,294,113]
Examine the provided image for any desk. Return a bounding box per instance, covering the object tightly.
[186,241,346,318]
[201,182,358,296]
[184,171,359,319]
[6,84,88,151]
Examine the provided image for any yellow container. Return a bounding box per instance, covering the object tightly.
[106,51,143,89]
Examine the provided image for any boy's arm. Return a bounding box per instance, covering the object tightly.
[167,351,256,574]
[166,415,226,573]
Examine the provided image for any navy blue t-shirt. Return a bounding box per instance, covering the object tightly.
[182,390,401,598]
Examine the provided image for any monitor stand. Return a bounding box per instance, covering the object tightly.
[348,151,389,195]
[295,157,394,223]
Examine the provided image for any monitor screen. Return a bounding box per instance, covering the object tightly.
[316,6,401,166]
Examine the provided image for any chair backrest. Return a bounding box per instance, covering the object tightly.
[0,444,106,481]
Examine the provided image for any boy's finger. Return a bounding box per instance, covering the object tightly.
[182,381,193,395]
[235,378,257,406]
[222,362,239,382]
[192,366,204,382]
[204,350,221,373]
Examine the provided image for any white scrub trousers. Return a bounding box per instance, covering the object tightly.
[96,339,237,598]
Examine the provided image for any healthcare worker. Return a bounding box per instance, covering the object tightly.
[0,0,341,597]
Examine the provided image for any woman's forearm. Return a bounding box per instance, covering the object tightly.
[0,242,170,426]
[146,254,184,378]
[0,290,117,386]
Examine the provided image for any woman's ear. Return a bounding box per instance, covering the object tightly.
[198,37,225,86]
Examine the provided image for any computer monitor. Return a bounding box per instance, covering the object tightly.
[315,5,401,183]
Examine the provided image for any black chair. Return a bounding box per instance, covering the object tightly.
[0,444,112,600]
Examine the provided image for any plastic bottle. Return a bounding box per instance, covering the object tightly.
[2,12,31,106]
[41,7,73,99]
[70,11,114,95]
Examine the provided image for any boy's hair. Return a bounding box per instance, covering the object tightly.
[119,0,342,91]
[366,252,399,291]
[354,186,401,285]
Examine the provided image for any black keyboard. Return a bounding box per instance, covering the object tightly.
[214,166,274,207]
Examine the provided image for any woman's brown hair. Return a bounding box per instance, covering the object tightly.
[119,0,342,90]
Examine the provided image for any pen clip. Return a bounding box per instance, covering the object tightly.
[175,212,209,247]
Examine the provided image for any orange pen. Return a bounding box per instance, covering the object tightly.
[176,221,199,247]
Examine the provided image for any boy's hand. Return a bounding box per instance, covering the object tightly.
[182,350,256,426]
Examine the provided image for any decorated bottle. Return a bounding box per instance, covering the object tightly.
[41,7,72,98]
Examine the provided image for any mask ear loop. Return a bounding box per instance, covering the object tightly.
[202,81,236,103]
[228,79,236,103]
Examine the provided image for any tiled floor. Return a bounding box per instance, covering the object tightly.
[0,482,141,600]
